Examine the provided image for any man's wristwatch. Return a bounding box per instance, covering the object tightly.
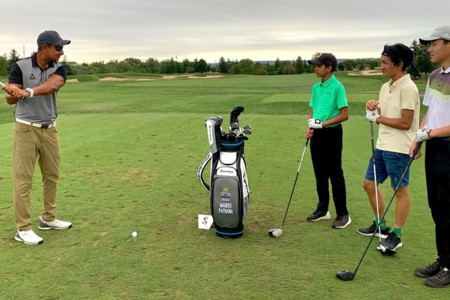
[26,87,34,98]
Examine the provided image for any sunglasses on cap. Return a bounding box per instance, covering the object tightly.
[52,44,64,51]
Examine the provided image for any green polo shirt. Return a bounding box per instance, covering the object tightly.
[309,74,348,126]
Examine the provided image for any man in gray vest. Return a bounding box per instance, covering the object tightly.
[1,30,72,245]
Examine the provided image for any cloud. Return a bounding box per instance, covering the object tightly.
[0,0,447,63]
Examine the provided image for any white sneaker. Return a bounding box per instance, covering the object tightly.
[38,217,72,230]
[15,229,44,245]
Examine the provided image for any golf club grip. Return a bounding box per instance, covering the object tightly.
[370,121,376,162]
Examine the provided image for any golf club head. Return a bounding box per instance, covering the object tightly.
[226,132,237,142]
[336,270,355,281]
[243,124,252,134]
[205,117,224,153]
[268,228,283,237]
[377,248,397,256]
[377,245,397,256]
[230,122,239,131]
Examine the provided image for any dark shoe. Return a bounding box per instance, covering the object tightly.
[356,221,390,239]
[307,211,331,222]
[332,215,351,229]
[379,231,402,252]
[415,260,441,278]
[425,268,450,288]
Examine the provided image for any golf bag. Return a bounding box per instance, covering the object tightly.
[197,106,251,238]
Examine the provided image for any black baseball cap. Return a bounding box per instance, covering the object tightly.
[308,53,337,71]
[381,43,414,69]
[37,30,71,47]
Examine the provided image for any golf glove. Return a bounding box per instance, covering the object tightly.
[366,109,379,122]
[416,126,432,142]
[308,118,322,129]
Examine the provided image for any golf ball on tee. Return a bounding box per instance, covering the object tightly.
[132,231,137,237]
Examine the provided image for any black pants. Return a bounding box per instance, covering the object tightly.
[310,124,348,216]
[425,138,450,268]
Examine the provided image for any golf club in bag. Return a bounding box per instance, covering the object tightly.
[268,138,310,238]
[336,141,422,281]
[197,106,252,238]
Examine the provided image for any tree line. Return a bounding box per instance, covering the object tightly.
[0,40,436,77]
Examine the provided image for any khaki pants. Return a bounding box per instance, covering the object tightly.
[13,122,60,231]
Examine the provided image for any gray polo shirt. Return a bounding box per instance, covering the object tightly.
[9,54,67,124]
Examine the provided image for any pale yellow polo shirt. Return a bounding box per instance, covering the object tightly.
[376,74,420,154]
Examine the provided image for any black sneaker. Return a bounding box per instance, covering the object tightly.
[356,221,390,239]
[425,267,450,288]
[415,260,442,278]
[379,231,402,252]
[307,211,331,222]
[332,215,352,229]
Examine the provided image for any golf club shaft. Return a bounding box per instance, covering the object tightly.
[279,138,310,228]
[370,121,381,242]
[352,141,422,276]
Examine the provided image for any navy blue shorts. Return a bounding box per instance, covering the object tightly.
[365,148,411,189]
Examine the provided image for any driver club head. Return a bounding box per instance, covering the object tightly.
[336,270,355,281]
[268,228,283,238]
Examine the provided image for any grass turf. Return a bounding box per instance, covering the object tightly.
[0,73,444,299]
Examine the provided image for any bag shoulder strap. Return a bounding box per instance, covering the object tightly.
[197,152,212,191]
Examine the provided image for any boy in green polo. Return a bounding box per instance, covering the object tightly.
[305,53,351,229]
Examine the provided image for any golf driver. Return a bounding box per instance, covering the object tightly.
[268,138,310,237]
[336,141,422,281]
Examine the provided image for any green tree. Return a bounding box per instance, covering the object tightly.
[160,57,178,74]
[60,57,75,75]
[282,61,296,74]
[145,58,160,73]
[218,57,228,74]
[0,54,8,76]
[295,56,304,74]
[368,59,379,69]
[180,59,191,73]
[7,48,21,71]
[194,59,208,73]
[274,58,281,74]
[254,61,268,75]
[411,39,435,77]
[238,58,255,74]
[341,59,356,71]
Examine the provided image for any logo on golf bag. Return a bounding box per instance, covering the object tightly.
[220,187,231,201]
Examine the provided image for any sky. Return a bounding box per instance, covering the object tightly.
[0,0,448,64]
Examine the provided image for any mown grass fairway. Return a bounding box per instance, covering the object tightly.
[0,74,444,299]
